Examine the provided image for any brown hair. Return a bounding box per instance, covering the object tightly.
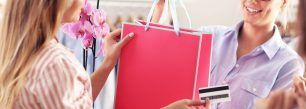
[298,0,306,57]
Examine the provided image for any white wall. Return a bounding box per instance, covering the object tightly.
[99,0,243,28]
[0,0,299,29]
[177,0,242,28]
[101,0,298,29]
[177,0,299,29]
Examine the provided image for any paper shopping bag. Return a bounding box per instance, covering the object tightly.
[114,21,212,109]
[115,0,212,108]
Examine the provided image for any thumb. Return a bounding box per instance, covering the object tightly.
[117,32,134,48]
[187,100,203,106]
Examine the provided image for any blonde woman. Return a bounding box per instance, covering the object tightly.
[0,0,208,108]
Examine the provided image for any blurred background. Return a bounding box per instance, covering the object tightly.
[0,0,301,109]
[88,0,300,40]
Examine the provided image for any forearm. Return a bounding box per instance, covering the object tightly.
[151,1,165,23]
[89,29,134,101]
[90,58,114,101]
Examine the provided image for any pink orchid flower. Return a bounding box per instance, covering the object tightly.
[62,22,84,39]
[62,0,109,56]
[80,1,93,23]
[91,10,106,27]
[82,33,93,49]
[91,10,110,38]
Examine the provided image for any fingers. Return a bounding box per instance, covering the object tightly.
[293,76,306,98]
[117,32,134,48]
[186,98,210,109]
[186,100,203,106]
[106,29,121,40]
[297,82,306,97]
[283,91,298,109]
[204,98,211,109]
[105,28,134,49]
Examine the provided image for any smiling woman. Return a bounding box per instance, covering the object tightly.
[153,0,305,109]
[241,0,286,26]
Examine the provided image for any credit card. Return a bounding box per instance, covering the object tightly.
[199,85,231,104]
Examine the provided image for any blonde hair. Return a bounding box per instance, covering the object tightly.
[0,0,69,108]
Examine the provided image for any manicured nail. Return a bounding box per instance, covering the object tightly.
[128,33,134,38]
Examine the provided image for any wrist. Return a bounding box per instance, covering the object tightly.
[100,57,115,73]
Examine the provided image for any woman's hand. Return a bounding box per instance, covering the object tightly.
[255,90,298,109]
[255,76,306,109]
[293,76,306,108]
[102,29,134,71]
[293,76,306,97]
[91,29,134,101]
[161,98,210,109]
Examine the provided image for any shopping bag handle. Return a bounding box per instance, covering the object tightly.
[145,0,192,36]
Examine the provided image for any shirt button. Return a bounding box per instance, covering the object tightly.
[253,88,257,92]
[235,64,240,68]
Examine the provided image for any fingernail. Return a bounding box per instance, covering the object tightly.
[128,33,134,38]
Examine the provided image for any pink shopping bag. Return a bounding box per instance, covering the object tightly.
[115,0,212,108]
[114,21,212,109]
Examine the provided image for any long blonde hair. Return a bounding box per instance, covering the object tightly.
[0,0,69,108]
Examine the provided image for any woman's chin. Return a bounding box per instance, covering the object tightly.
[243,17,261,25]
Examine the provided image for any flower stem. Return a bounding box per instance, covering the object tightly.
[92,38,96,72]
[83,49,88,70]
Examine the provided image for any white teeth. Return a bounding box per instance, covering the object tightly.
[246,7,261,13]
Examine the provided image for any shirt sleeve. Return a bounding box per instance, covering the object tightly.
[271,57,305,90]
[33,56,93,109]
